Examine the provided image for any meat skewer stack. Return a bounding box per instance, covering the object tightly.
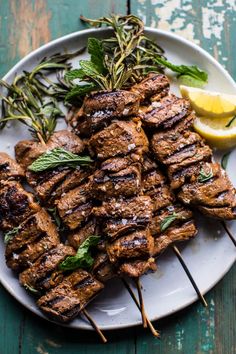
[0,152,107,342]
[133,73,236,240]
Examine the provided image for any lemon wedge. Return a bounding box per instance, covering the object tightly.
[180,85,236,118]
[193,115,236,149]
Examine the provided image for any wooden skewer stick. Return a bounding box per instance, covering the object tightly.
[172,245,208,307]
[135,277,148,328]
[82,309,107,343]
[221,221,236,247]
[121,278,160,337]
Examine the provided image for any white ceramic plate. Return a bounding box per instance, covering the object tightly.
[0,28,236,331]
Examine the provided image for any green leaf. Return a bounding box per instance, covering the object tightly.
[65,68,86,81]
[59,235,100,271]
[198,166,213,182]
[65,83,96,103]
[160,212,178,232]
[79,60,102,77]
[154,57,208,86]
[178,75,206,88]
[4,226,20,244]
[87,37,105,72]
[28,147,93,172]
[221,152,231,170]
[47,207,62,228]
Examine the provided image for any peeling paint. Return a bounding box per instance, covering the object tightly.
[9,0,51,57]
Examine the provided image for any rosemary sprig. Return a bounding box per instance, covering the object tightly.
[160,212,179,232]
[59,235,100,271]
[23,284,39,294]
[198,166,213,182]
[28,147,93,172]
[0,50,83,142]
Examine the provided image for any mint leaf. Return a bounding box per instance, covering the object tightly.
[28,147,93,172]
[154,57,208,86]
[160,213,178,232]
[79,60,102,77]
[65,69,86,81]
[59,235,100,271]
[65,83,96,102]
[88,37,105,72]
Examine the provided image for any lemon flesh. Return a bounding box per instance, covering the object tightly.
[193,116,236,149]
[180,85,236,118]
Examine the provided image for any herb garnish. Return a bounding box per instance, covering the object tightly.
[4,226,20,244]
[198,167,213,182]
[225,116,236,128]
[154,57,208,87]
[59,235,100,271]
[28,147,93,172]
[160,213,179,232]
[221,152,231,170]
[0,50,83,142]
[47,207,62,229]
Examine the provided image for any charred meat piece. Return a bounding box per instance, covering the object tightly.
[93,195,153,223]
[67,219,99,250]
[103,217,148,240]
[153,220,197,256]
[47,130,84,154]
[92,252,115,282]
[15,130,84,169]
[70,90,140,137]
[26,167,71,205]
[5,209,59,272]
[119,257,157,278]
[0,153,25,181]
[100,157,132,173]
[142,169,166,193]
[90,163,141,199]
[167,145,212,189]
[57,183,93,230]
[107,229,154,264]
[178,163,236,219]
[19,244,75,293]
[150,204,195,237]
[15,140,46,170]
[140,94,191,129]
[37,269,104,323]
[151,131,203,165]
[0,180,40,230]
[89,120,148,161]
[131,73,170,101]
[146,186,174,213]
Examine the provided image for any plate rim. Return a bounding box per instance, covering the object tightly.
[0,26,236,331]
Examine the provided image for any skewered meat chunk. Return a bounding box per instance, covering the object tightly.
[15,130,84,169]
[37,269,104,323]
[178,163,236,219]
[0,153,25,181]
[57,183,93,230]
[88,120,148,161]
[71,90,140,137]
[15,140,46,170]
[19,244,75,293]
[100,156,132,172]
[153,221,197,256]
[26,167,71,204]
[103,217,148,240]
[106,229,154,264]
[0,180,40,230]
[140,94,191,129]
[119,257,157,278]
[67,219,99,249]
[131,73,170,102]
[5,209,59,272]
[90,162,141,199]
[92,252,116,282]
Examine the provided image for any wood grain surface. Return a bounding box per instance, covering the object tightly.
[0,1,235,353]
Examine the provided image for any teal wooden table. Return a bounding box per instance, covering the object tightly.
[0,1,235,353]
